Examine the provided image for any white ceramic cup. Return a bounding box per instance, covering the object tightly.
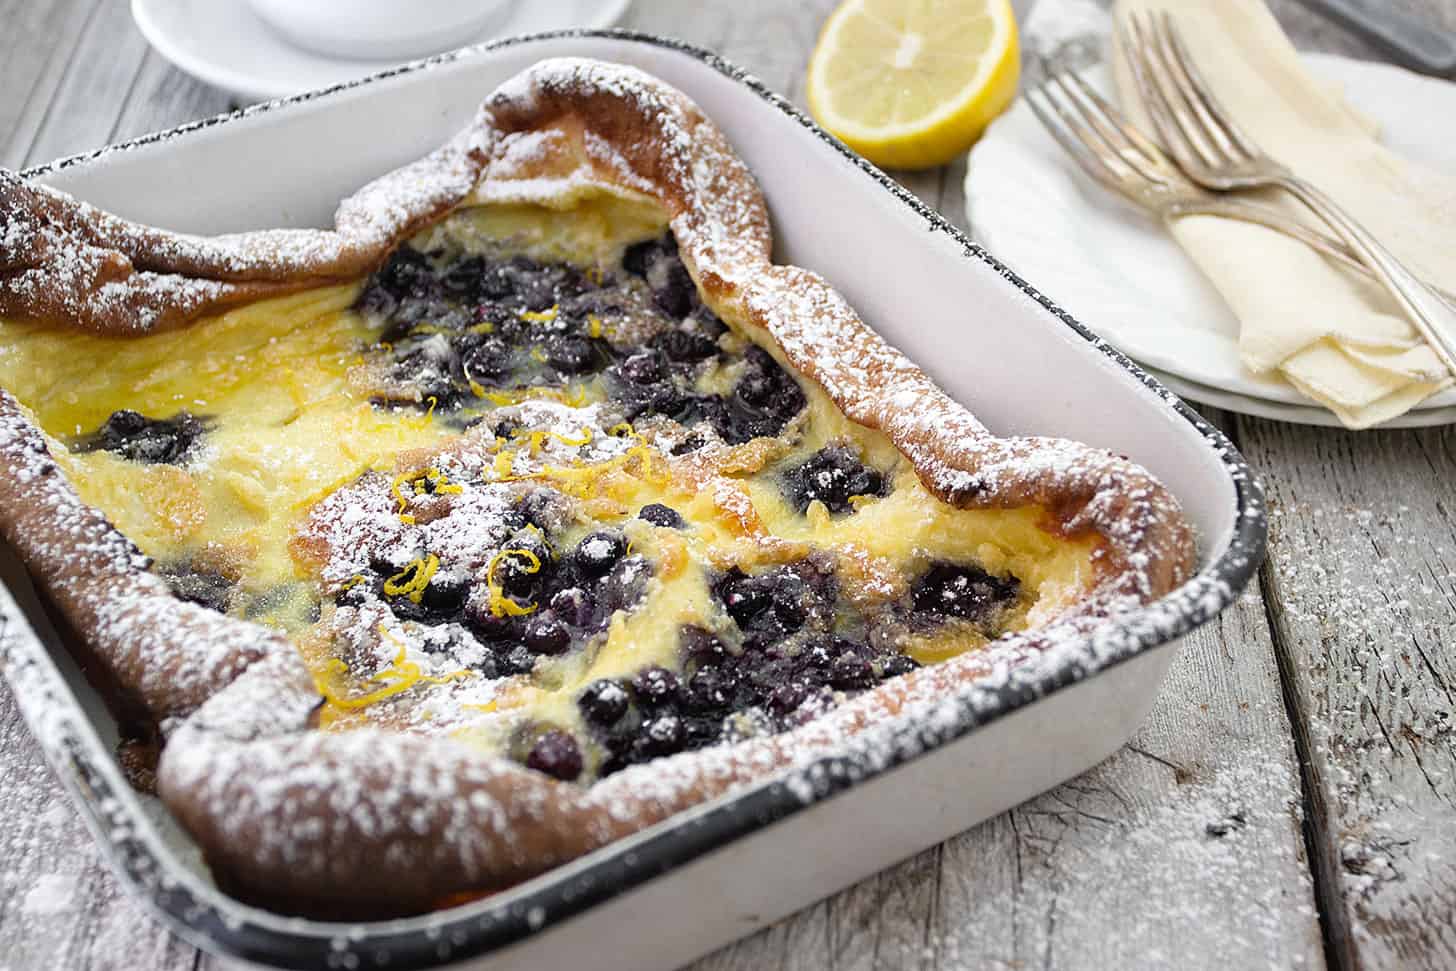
[247,0,513,60]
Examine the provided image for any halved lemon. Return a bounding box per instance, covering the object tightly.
[806,0,1020,171]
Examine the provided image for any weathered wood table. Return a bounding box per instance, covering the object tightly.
[2,1,1453,968]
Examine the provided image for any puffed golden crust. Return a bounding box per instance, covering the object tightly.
[0,58,1195,917]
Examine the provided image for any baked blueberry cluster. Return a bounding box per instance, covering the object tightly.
[76,409,206,465]
[781,443,887,514]
[910,563,1020,630]
[161,565,235,613]
[564,555,1022,778]
[118,226,1026,787]
[356,232,806,448]
[335,491,658,681]
[571,560,927,777]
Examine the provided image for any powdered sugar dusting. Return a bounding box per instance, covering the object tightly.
[0,57,1217,916]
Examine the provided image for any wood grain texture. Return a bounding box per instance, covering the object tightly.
[1243,419,1456,971]
[1252,5,1456,968]
[0,0,98,169]
[2,0,1453,968]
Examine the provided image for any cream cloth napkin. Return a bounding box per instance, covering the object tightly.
[1111,0,1456,429]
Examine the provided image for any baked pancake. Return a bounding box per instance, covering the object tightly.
[0,58,1194,917]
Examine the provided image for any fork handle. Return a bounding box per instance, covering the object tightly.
[1274,175,1456,379]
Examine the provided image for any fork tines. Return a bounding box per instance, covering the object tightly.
[1119,11,1265,179]
[1026,55,1186,196]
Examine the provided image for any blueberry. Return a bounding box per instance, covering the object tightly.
[440,254,486,300]
[523,613,571,655]
[622,239,656,278]
[101,409,148,438]
[467,606,518,642]
[420,571,467,614]
[478,261,517,300]
[772,594,808,631]
[714,568,808,641]
[618,351,663,385]
[550,586,595,628]
[683,715,723,747]
[678,625,728,665]
[782,444,885,514]
[579,679,631,726]
[650,261,697,319]
[656,329,718,363]
[613,380,684,423]
[336,575,379,608]
[768,682,809,715]
[716,572,770,625]
[357,281,399,319]
[692,305,728,336]
[573,530,627,578]
[638,503,685,528]
[372,247,438,303]
[704,347,807,445]
[83,410,206,465]
[670,433,708,455]
[911,563,1020,623]
[735,371,776,408]
[546,334,602,375]
[526,730,583,781]
[496,535,551,597]
[517,488,567,531]
[162,568,233,613]
[685,665,733,711]
[829,651,875,689]
[632,666,681,706]
[638,715,686,756]
[499,255,561,311]
[462,339,512,383]
[358,246,458,335]
[388,347,457,405]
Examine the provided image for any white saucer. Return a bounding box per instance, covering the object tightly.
[968,53,1456,427]
[131,0,632,104]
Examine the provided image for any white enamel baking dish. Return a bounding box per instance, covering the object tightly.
[0,31,1265,971]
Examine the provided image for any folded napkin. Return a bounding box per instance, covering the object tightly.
[1092,0,1456,428]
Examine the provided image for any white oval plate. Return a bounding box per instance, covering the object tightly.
[968,52,1456,426]
[131,0,632,104]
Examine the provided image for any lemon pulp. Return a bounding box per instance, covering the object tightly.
[806,0,1021,170]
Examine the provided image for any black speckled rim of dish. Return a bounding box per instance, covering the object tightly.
[9,29,1268,971]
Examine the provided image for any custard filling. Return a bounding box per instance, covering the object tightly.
[0,191,1098,782]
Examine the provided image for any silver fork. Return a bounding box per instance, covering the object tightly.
[1022,61,1454,298]
[1119,10,1456,377]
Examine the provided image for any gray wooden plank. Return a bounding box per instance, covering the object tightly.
[1243,419,1456,970]
[1251,2,1456,968]
[18,0,151,167]
[936,579,1322,969]
[0,0,99,169]
[109,50,238,146]
[0,687,198,971]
